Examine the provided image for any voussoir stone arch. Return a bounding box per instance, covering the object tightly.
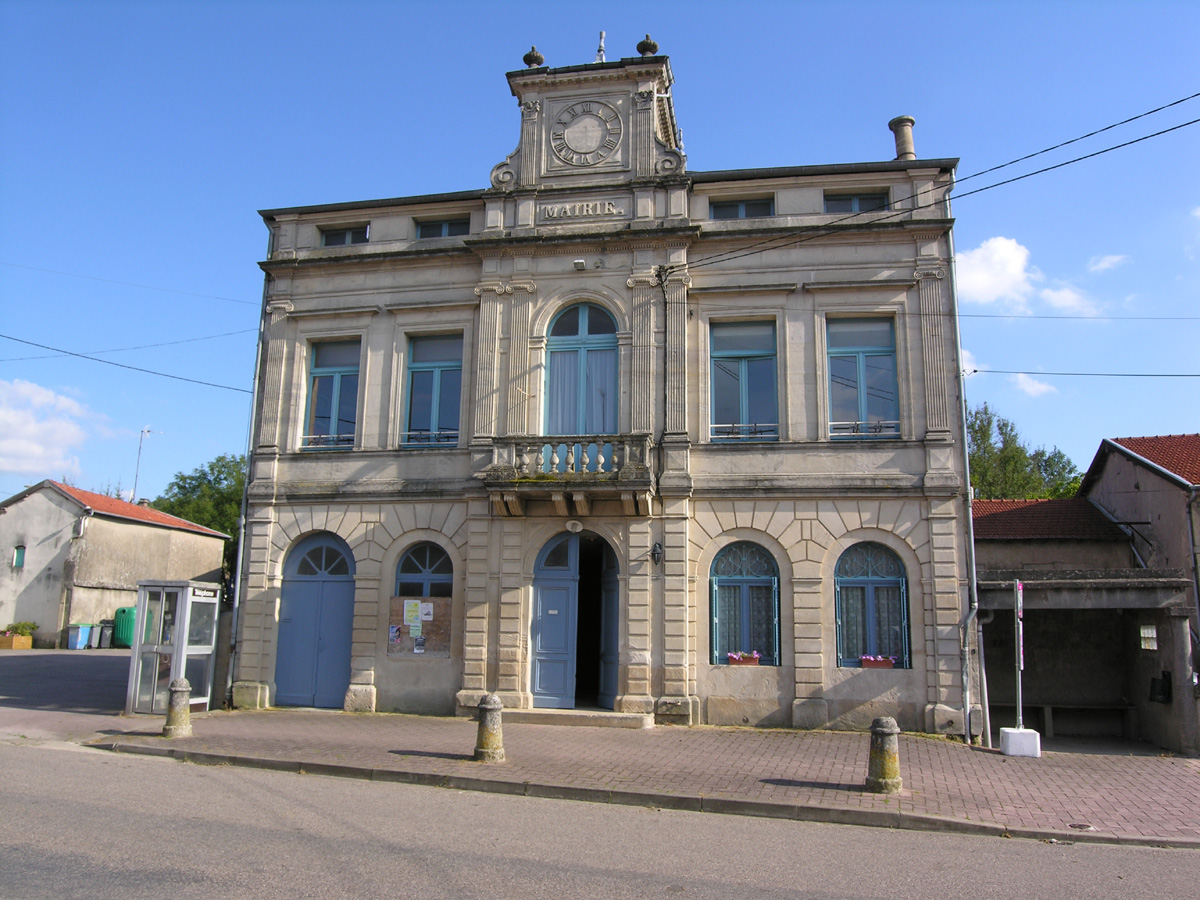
[531,287,629,337]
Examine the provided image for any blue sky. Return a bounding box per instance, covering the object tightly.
[2,0,1197,502]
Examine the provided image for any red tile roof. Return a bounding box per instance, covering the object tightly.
[1110,434,1200,486]
[972,498,1127,541]
[49,482,228,539]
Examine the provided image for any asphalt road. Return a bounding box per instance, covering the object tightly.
[2,742,1197,900]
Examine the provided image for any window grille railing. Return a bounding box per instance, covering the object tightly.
[400,429,460,446]
[301,433,356,449]
[710,423,779,441]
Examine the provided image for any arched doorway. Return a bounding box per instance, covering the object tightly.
[275,532,355,707]
[531,532,619,709]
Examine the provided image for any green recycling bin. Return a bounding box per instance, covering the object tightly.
[113,607,136,648]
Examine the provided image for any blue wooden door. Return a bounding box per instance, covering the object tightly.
[532,580,577,707]
[532,534,579,708]
[276,534,355,708]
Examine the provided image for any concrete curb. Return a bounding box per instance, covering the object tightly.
[92,741,1200,850]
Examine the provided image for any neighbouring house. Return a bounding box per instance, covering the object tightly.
[973,493,1197,754]
[0,480,228,647]
[233,39,974,733]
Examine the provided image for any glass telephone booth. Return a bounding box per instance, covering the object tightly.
[125,580,221,715]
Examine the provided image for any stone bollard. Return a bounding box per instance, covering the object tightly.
[865,716,902,793]
[162,678,193,738]
[474,692,505,762]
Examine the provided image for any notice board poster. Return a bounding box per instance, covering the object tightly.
[388,596,451,657]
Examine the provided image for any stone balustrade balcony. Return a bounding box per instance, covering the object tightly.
[476,433,656,517]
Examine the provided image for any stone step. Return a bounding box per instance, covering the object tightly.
[503,707,654,729]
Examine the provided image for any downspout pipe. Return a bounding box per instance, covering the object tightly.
[944,176,983,745]
[1188,486,1200,677]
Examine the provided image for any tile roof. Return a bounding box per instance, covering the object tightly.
[1111,434,1200,486]
[49,481,228,539]
[972,498,1128,541]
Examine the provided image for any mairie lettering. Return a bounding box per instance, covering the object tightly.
[541,201,625,220]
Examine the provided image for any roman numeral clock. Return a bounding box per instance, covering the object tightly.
[548,101,623,169]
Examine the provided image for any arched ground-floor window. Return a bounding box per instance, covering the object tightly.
[710,541,779,665]
[835,541,910,668]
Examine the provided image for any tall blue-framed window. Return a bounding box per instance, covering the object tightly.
[404,334,462,445]
[396,542,453,597]
[827,318,899,438]
[545,303,618,435]
[835,542,909,667]
[710,542,780,665]
[303,339,360,448]
[710,321,778,441]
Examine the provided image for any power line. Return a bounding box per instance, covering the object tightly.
[0,261,258,306]
[0,328,256,362]
[952,117,1200,201]
[954,90,1200,185]
[0,333,253,393]
[973,368,1200,378]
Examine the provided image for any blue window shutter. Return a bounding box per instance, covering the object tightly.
[710,578,720,665]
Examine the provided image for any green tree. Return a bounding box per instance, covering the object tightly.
[151,454,246,584]
[966,404,1081,499]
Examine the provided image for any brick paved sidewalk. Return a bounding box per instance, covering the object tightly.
[95,709,1200,847]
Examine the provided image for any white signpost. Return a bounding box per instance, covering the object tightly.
[1000,578,1040,757]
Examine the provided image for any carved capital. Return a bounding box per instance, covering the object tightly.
[509,281,536,294]
[265,299,294,318]
[915,268,945,281]
[634,89,655,109]
[627,274,660,288]
[475,283,506,296]
[521,100,541,118]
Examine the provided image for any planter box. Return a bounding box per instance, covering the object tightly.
[727,656,760,666]
[0,635,33,650]
[860,658,894,669]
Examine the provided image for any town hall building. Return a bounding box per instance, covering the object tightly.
[232,38,974,734]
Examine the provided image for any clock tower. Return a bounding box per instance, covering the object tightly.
[488,36,686,194]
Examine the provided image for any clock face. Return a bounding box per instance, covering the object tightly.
[550,101,623,167]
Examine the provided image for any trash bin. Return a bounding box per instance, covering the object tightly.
[87,624,102,649]
[66,624,92,650]
[113,607,136,648]
[98,619,114,649]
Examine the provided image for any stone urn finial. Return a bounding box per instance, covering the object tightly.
[523,46,544,68]
[637,34,659,57]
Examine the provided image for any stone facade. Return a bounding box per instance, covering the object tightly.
[233,45,972,733]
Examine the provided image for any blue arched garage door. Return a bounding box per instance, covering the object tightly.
[275,533,356,707]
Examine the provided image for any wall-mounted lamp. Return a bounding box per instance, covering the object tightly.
[650,542,663,565]
[573,259,587,270]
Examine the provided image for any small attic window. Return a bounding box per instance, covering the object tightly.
[12,545,25,568]
[417,219,471,239]
[322,226,369,246]
[824,192,889,214]
[710,198,774,219]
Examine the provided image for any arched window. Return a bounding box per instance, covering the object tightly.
[710,542,779,665]
[395,542,453,597]
[287,534,353,577]
[835,542,909,667]
[545,303,618,436]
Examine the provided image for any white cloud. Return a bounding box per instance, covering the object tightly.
[956,237,1040,307]
[1192,206,1200,220]
[0,379,89,478]
[1010,373,1056,397]
[1087,254,1129,273]
[1039,285,1099,316]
